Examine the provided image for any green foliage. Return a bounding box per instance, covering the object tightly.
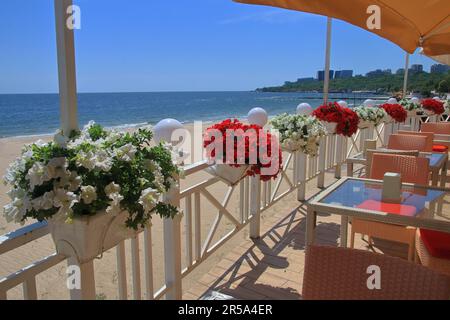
[258,71,450,94]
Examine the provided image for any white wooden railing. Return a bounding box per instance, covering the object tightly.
[1,113,446,300]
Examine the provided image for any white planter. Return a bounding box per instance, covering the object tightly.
[321,121,337,134]
[48,211,139,264]
[424,109,435,116]
[384,115,394,123]
[205,164,249,186]
[358,120,372,129]
[407,110,418,117]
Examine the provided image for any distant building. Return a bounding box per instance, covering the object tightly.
[296,77,315,83]
[431,64,450,74]
[366,69,391,77]
[317,70,334,81]
[396,68,405,75]
[409,64,424,74]
[334,70,353,79]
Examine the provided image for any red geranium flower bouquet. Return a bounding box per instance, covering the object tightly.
[203,119,282,184]
[421,98,445,115]
[380,103,407,123]
[312,102,359,137]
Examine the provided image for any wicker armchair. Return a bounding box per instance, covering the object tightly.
[397,131,434,152]
[387,134,429,152]
[302,245,450,300]
[421,122,450,135]
[415,229,450,277]
[350,154,430,261]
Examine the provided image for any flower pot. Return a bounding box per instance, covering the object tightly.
[320,121,337,134]
[205,164,249,186]
[48,211,139,264]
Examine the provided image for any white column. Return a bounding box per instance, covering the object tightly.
[54,0,79,135]
[403,52,410,99]
[323,17,333,104]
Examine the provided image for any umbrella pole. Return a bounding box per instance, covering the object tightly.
[54,0,79,135]
[402,52,410,98]
[323,17,332,104]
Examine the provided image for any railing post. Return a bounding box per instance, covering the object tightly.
[297,152,307,201]
[249,175,261,239]
[335,135,342,179]
[384,122,393,147]
[163,182,182,300]
[317,136,327,188]
[67,258,96,300]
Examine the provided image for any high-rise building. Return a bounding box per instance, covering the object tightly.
[334,70,353,79]
[431,64,450,74]
[366,69,391,77]
[317,70,334,81]
[410,64,424,74]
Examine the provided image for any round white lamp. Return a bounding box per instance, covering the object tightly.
[297,103,313,115]
[387,98,398,104]
[411,97,420,105]
[337,100,348,108]
[363,99,376,107]
[248,107,268,127]
[153,118,184,144]
[433,97,442,101]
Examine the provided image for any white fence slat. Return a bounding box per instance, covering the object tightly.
[184,195,193,267]
[131,236,142,300]
[249,176,261,239]
[143,228,154,300]
[194,192,201,262]
[68,258,96,300]
[116,241,128,300]
[23,277,37,300]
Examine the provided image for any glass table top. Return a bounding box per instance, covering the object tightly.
[320,179,448,219]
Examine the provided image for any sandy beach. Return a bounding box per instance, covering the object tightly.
[0,122,294,300]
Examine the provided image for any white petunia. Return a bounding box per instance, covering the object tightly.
[53,189,79,216]
[31,191,55,210]
[76,151,96,170]
[3,188,31,224]
[114,143,137,162]
[26,162,51,189]
[53,130,69,148]
[139,187,160,214]
[47,157,69,179]
[106,192,124,216]
[80,185,97,204]
[105,182,121,196]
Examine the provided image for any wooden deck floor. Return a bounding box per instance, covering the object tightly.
[183,169,410,300]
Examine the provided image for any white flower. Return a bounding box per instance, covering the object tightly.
[53,189,78,217]
[80,185,97,204]
[139,187,160,214]
[31,191,55,210]
[106,192,124,216]
[47,157,68,179]
[94,149,113,172]
[26,162,51,189]
[3,188,31,224]
[53,130,69,148]
[114,143,137,162]
[3,157,26,185]
[105,182,121,196]
[76,151,96,170]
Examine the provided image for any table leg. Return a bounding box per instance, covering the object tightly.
[431,170,439,186]
[340,215,348,248]
[306,207,317,246]
[347,162,354,177]
[440,160,447,188]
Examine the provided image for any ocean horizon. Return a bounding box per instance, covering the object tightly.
[0,91,384,138]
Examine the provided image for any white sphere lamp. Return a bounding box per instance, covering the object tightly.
[363,99,376,108]
[297,103,313,115]
[153,118,184,145]
[337,100,348,108]
[248,107,268,127]
[433,97,441,101]
[411,97,420,105]
[387,98,398,104]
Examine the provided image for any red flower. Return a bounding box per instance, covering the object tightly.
[421,99,445,115]
[312,102,359,137]
[380,103,407,123]
[204,119,282,181]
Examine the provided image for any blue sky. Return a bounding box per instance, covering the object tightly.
[0,0,438,94]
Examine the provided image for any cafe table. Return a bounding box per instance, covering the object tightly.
[346,151,448,187]
[306,177,450,247]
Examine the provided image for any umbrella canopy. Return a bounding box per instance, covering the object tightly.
[429,54,450,66]
[234,0,450,56]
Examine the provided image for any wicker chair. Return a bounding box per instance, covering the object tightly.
[365,149,419,177]
[415,229,450,277]
[302,245,450,300]
[387,134,429,152]
[350,154,430,261]
[397,131,434,152]
[421,122,450,135]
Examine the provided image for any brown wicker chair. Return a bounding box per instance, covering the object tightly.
[397,130,434,152]
[421,122,450,135]
[302,245,450,300]
[387,134,428,152]
[365,149,419,177]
